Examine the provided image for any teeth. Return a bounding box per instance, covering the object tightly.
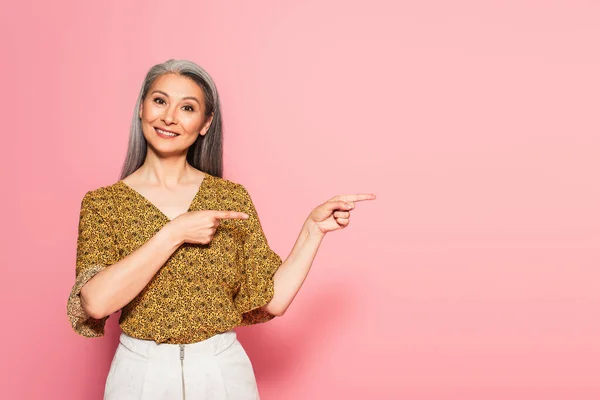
[157,128,178,137]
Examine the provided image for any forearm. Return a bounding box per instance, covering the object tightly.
[80,223,182,319]
[264,219,325,316]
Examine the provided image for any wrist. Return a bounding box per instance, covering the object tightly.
[304,218,325,241]
[160,221,185,248]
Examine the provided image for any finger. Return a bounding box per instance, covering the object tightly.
[333,211,350,219]
[336,218,350,227]
[322,201,354,212]
[209,210,250,220]
[335,193,377,203]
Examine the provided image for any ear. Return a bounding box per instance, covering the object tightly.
[138,102,143,120]
[199,114,214,136]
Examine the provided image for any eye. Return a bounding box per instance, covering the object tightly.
[182,105,195,112]
[153,97,166,105]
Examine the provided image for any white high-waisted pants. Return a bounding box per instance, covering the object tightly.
[104,330,260,400]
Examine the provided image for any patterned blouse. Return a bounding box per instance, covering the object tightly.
[66,173,282,344]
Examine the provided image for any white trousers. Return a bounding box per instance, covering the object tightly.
[104,330,260,400]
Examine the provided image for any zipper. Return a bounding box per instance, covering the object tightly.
[180,344,186,400]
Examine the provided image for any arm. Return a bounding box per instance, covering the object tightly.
[261,220,324,316]
[80,224,182,319]
[262,193,376,316]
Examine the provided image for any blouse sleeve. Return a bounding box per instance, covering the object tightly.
[66,191,119,338]
[233,186,283,326]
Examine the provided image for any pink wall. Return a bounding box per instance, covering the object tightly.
[2,1,599,399]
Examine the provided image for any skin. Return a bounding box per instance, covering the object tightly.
[80,72,376,319]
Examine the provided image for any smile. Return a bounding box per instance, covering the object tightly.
[155,127,180,138]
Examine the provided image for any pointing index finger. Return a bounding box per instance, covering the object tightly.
[336,193,377,203]
[210,210,250,220]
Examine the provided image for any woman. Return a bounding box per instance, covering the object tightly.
[67,59,375,399]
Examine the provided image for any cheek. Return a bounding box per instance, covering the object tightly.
[141,103,160,122]
[180,114,205,133]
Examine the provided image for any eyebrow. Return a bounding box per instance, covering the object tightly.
[151,90,200,105]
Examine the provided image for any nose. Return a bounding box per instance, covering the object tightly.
[162,104,178,125]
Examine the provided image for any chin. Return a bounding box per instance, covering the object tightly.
[149,140,196,156]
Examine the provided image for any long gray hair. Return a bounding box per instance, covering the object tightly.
[119,59,223,179]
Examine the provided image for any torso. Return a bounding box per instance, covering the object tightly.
[78,173,281,343]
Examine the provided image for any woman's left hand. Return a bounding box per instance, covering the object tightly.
[308,193,376,235]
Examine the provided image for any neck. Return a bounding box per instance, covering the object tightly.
[137,149,195,186]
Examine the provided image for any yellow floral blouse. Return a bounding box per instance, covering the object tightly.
[67,173,282,344]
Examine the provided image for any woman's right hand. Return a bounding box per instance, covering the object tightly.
[167,210,249,245]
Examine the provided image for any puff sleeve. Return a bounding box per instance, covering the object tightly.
[233,186,283,325]
[66,191,119,338]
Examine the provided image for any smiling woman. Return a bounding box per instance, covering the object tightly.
[66,59,375,399]
[121,60,223,181]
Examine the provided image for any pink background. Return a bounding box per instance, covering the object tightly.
[2,1,599,399]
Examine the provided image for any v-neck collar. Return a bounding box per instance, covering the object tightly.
[117,173,211,222]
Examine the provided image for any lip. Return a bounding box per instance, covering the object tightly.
[154,127,180,138]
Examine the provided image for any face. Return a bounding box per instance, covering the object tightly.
[139,73,213,155]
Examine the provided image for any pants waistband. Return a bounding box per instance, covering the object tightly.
[118,330,237,360]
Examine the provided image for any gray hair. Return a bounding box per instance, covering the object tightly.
[119,59,223,179]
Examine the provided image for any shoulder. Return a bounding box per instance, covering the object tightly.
[206,174,250,197]
[205,174,256,212]
[80,183,120,214]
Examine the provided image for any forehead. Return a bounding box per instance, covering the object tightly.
[150,73,205,102]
